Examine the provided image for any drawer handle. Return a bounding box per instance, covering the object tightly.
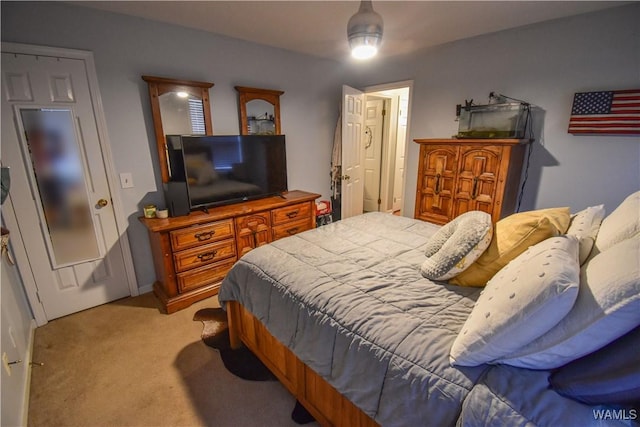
[286,227,299,235]
[472,177,479,200]
[195,231,215,241]
[286,210,299,219]
[197,250,217,262]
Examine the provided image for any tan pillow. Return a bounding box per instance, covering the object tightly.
[449,207,571,287]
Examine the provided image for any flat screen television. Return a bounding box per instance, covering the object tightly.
[164,134,288,216]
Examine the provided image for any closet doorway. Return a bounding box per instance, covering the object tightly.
[363,82,411,215]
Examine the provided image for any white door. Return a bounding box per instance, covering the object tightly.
[363,97,385,212]
[1,51,131,320]
[341,85,365,219]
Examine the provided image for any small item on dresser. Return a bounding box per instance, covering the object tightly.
[144,204,157,218]
[156,209,169,219]
[316,200,333,227]
[316,200,332,216]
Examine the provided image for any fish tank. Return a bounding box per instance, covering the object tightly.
[457,102,529,139]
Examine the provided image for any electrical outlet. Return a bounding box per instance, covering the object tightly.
[120,172,134,189]
[2,352,11,376]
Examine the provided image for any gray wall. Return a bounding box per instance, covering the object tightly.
[349,3,640,216]
[2,2,639,293]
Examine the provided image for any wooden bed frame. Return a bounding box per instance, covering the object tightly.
[226,301,379,427]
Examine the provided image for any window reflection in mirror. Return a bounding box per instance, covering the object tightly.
[159,92,206,135]
[142,75,214,182]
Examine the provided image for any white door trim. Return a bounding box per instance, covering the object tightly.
[1,42,138,324]
[2,195,48,325]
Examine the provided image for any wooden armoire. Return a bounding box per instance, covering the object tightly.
[414,138,531,225]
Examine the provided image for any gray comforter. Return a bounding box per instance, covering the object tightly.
[458,365,633,427]
[219,212,487,426]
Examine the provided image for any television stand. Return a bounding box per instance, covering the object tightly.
[140,190,320,313]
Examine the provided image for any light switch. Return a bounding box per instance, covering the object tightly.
[120,173,134,189]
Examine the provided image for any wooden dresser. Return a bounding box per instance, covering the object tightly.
[140,190,320,313]
[414,138,531,225]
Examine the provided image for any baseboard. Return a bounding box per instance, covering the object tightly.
[138,283,154,295]
[22,319,37,426]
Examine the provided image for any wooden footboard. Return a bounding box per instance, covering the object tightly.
[226,301,379,427]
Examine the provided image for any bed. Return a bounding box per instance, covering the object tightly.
[219,196,640,426]
[220,213,487,426]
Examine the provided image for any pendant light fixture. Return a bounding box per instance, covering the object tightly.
[347,0,384,60]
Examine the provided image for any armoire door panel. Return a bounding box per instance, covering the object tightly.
[414,139,530,225]
[455,146,501,214]
[415,145,458,223]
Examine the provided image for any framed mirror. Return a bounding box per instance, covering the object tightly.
[235,86,284,135]
[142,75,214,182]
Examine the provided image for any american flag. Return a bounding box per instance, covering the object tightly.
[568,89,640,135]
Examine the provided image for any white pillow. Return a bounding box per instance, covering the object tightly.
[498,236,640,369]
[566,204,605,265]
[449,235,580,367]
[420,211,493,280]
[594,191,639,254]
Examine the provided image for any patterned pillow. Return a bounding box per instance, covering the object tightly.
[420,211,493,281]
[449,207,571,287]
[450,235,580,367]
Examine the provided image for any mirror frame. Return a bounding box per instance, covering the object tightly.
[142,75,214,183]
[235,86,284,135]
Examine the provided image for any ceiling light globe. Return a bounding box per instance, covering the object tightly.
[351,44,378,60]
[347,0,383,60]
[176,91,189,98]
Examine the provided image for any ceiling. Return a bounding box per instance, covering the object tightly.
[73,1,626,61]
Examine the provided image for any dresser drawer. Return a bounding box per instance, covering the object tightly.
[173,239,236,273]
[176,258,236,293]
[272,202,312,226]
[170,220,234,251]
[272,218,313,240]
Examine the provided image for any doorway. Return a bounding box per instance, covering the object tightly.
[363,82,411,215]
[338,81,412,220]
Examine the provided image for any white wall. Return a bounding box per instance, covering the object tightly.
[350,3,640,216]
[2,1,347,290]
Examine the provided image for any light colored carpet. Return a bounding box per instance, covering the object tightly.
[28,292,316,427]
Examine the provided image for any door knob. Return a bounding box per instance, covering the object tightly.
[97,199,109,208]
[341,175,351,181]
